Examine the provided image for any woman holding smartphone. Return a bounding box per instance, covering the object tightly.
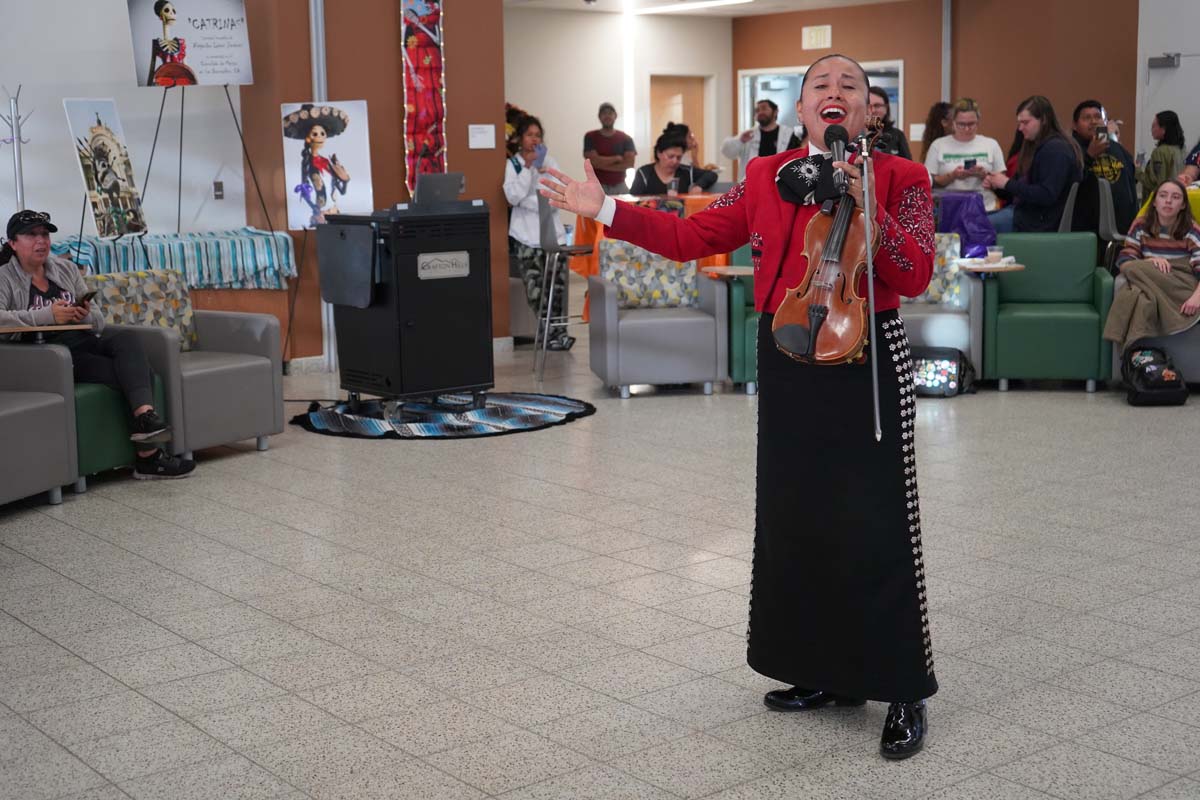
[0,210,194,480]
[924,98,1007,215]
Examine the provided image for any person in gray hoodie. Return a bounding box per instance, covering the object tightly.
[0,209,194,480]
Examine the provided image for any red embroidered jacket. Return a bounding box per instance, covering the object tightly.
[604,147,935,314]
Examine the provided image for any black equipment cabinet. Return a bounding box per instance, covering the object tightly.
[317,201,495,399]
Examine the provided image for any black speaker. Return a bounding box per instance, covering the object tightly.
[317,201,494,399]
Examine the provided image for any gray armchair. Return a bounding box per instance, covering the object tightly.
[901,276,984,375]
[1110,272,1200,382]
[0,343,77,505]
[587,272,728,399]
[119,310,284,457]
[900,233,984,376]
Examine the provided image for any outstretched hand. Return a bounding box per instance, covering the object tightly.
[539,160,607,220]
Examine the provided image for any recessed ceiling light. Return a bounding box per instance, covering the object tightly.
[636,0,754,14]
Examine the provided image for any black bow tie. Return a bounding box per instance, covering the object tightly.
[777,153,846,206]
[776,148,858,206]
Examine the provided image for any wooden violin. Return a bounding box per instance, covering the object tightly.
[772,118,885,365]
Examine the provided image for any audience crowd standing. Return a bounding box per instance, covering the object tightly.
[500,85,1200,356]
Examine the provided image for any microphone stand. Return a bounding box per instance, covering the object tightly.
[857,133,883,443]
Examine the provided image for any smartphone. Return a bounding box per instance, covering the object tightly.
[1094,126,1108,143]
[73,290,97,307]
[963,158,977,170]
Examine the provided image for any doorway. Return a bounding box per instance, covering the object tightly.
[650,75,706,158]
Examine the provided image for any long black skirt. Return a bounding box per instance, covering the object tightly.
[747,309,937,703]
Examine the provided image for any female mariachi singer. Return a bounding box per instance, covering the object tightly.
[541,53,937,760]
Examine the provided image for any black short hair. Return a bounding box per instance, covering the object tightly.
[153,0,170,17]
[755,99,778,113]
[515,115,543,140]
[1155,110,1186,148]
[1072,100,1103,123]
[662,121,690,138]
[654,132,687,155]
[800,54,870,94]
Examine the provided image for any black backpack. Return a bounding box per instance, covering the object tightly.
[910,346,976,397]
[1122,347,1188,406]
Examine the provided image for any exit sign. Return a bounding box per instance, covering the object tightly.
[802,25,832,50]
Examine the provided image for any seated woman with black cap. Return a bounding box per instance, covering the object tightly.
[0,210,195,480]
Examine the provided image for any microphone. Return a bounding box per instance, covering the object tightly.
[825,124,850,192]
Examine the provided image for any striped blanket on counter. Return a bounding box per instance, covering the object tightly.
[51,228,297,290]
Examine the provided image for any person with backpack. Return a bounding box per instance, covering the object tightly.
[1103,178,1200,354]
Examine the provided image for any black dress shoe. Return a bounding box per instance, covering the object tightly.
[763,686,867,711]
[880,701,926,760]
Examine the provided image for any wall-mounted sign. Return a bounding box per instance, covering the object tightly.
[468,124,496,150]
[802,25,832,51]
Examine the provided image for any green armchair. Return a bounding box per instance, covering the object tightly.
[984,232,1113,391]
[728,274,759,394]
[726,244,759,395]
[75,375,166,486]
[0,341,164,494]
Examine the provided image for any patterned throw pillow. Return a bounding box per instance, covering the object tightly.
[633,198,686,217]
[903,233,966,309]
[83,269,198,350]
[598,239,699,309]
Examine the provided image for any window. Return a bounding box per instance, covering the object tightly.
[737,60,904,135]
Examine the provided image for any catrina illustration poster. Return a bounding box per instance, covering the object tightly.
[402,0,446,194]
[126,0,253,87]
[281,101,375,230]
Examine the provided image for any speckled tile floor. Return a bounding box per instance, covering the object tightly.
[3,307,1200,799]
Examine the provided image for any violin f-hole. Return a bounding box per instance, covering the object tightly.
[838,273,853,305]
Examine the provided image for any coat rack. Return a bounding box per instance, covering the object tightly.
[1,84,32,211]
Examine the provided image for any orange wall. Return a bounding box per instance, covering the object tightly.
[952,0,1139,148]
[733,0,1139,155]
[441,1,511,337]
[238,0,510,361]
[732,0,943,138]
[326,1,408,212]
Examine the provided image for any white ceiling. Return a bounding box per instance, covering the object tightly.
[502,0,904,18]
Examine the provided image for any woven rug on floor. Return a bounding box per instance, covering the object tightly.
[290,392,596,440]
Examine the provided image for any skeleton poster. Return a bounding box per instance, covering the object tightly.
[281,101,375,230]
[127,0,253,87]
[63,99,148,238]
[402,0,446,194]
